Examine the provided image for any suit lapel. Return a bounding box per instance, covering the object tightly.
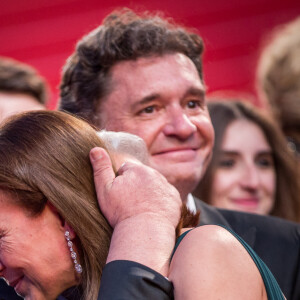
[192,196,257,248]
[193,196,232,227]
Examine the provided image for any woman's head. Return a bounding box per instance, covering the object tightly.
[0,190,79,299]
[0,110,113,299]
[194,101,300,222]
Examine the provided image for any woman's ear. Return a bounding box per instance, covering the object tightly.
[63,222,76,239]
[46,201,76,239]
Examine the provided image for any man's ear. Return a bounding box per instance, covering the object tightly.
[46,201,76,239]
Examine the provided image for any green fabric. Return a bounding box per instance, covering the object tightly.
[171,225,285,300]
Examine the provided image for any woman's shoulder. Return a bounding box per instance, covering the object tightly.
[177,225,242,254]
[171,224,257,272]
[169,225,266,299]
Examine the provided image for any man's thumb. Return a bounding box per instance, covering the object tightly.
[90,147,115,197]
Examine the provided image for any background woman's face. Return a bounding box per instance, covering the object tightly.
[0,191,77,300]
[210,120,276,215]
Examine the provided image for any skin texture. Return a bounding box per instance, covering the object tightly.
[100,53,214,201]
[169,225,267,300]
[0,92,44,123]
[210,120,276,215]
[0,191,78,300]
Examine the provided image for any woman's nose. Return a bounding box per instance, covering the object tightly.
[240,164,259,191]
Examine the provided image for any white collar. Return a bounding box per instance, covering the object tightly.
[186,193,197,214]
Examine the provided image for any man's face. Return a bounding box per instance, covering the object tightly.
[100,53,214,199]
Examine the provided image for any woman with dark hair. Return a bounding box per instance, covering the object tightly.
[194,101,300,222]
[0,110,284,299]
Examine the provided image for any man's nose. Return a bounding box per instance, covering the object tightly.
[163,109,196,139]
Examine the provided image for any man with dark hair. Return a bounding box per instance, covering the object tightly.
[60,8,204,127]
[59,9,300,300]
[0,57,47,123]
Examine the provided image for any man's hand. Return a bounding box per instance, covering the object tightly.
[90,147,181,228]
[90,147,182,275]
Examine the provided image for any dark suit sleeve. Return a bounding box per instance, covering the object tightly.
[0,279,23,300]
[98,260,174,300]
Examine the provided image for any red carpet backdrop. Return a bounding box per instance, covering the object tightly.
[0,0,299,108]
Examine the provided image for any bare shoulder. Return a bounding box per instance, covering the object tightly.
[169,225,266,300]
[169,225,249,276]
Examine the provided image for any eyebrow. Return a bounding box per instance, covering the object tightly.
[130,93,160,111]
[182,87,206,99]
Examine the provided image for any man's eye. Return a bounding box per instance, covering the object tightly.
[139,106,156,114]
[186,100,201,109]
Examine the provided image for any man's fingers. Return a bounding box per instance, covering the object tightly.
[90,147,115,198]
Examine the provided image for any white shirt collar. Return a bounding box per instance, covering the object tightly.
[186,193,197,214]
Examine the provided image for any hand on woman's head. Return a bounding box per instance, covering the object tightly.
[90,147,181,229]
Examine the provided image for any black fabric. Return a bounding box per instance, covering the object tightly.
[57,286,82,300]
[0,280,22,300]
[98,260,174,300]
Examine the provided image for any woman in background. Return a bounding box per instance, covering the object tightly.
[194,101,300,222]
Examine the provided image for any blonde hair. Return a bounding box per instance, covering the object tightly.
[257,17,300,148]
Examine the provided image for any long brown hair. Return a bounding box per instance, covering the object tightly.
[0,110,112,299]
[194,101,300,222]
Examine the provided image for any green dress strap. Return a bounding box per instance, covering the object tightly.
[170,225,285,300]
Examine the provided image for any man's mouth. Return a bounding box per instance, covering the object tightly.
[151,147,201,163]
[153,147,198,155]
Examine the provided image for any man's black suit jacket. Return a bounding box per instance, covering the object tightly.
[1,198,300,300]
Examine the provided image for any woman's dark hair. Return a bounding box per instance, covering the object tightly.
[194,101,300,222]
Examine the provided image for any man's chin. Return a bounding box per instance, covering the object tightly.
[156,169,201,200]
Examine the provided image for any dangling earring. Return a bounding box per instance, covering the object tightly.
[65,231,83,274]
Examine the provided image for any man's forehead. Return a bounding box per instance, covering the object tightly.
[108,53,204,98]
[110,53,200,80]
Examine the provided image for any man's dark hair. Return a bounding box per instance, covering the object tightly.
[0,57,48,104]
[59,8,204,127]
